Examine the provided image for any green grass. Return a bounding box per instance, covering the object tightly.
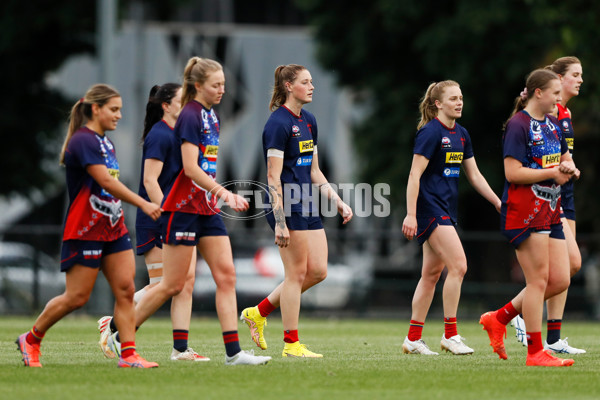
[2,316,600,400]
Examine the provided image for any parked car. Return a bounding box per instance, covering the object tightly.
[193,246,373,310]
[0,241,64,313]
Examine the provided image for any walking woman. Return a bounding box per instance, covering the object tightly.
[511,57,585,354]
[17,84,161,368]
[401,80,501,355]
[480,69,577,367]
[104,57,270,365]
[241,64,353,358]
[98,83,209,361]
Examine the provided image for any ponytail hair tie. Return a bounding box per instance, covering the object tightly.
[519,88,528,101]
[79,98,85,104]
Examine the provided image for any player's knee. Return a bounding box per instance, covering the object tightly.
[448,260,467,279]
[213,264,236,290]
[67,291,91,309]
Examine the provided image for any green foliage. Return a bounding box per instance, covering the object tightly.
[0,1,95,195]
[296,0,600,235]
[3,316,600,399]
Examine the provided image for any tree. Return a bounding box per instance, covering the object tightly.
[296,0,600,235]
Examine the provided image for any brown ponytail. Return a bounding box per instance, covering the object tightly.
[504,69,559,128]
[59,84,120,165]
[269,64,306,111]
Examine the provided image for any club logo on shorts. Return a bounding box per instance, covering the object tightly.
[531,183,561,211]
[175,231,196,241]
[83,250,102,259]
[299,140,314,153]
[445,152,463,163]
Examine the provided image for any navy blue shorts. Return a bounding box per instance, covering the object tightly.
[266,211,323,231]
[502,223,565,249]
[60,234,133,272]
[560,191,576,221]
[160,212,227,246]
[415,215,456,245]
[135,225,162,256]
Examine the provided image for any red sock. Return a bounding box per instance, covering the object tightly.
[121,341,136,358]
[257,298,276,317]
[496,302,519,325]
[526,331,543,354]
[444,317,457,338]
[284,329,299,343]
[407,320,424,341]
[26,326,45,345]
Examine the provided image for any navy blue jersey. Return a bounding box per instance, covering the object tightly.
[63,127,128,241]
[262,105,318,213]
[500,111,568,230]
[162,101,220,215]
[136,120,182,228]
[413,118,474,220]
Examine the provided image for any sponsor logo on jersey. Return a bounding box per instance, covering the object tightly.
[204,145,219,158]
[443,167,460,178]
[565,137,574,150]
[296,156,313,166]
[291,125,301,137]
[107,168,120,180]
[299,140,314,153]
[441,137,451,149]
[541,153,560,168]
[201,160,217,173]
[445,152,463,163]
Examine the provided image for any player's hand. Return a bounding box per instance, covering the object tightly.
[274,225,290,248]
[142,201,162,221]
[337,200,353,224]
[402,214,418,241]
[559,160,576,175]
[553,169,572,185]
[225,191,249,212]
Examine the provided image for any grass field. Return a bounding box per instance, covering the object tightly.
[2,315,599,400]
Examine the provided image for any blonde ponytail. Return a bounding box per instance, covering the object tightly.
[417,80,459,130]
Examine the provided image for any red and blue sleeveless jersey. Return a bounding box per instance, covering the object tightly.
[501,111,568,230]
[136,120,182,227]
[557,103,574,197]
[62,127,128,241]
[413,118,473,220]
[161,100,220,215]
[262,105,318,213]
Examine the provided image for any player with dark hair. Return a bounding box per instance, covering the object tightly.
[17,84,161,368]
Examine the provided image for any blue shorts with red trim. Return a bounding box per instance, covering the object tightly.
[265,211,323,231]
[416,215,456,245]
[135,225,162,256]
[60,234,132,272]
[501,223,565,249]
[160,211,227,246]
